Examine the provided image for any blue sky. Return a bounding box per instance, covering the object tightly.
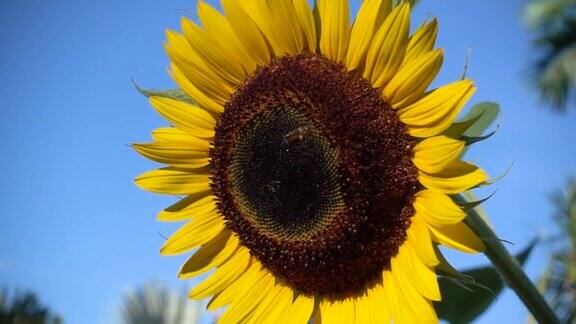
[1,0,575,323]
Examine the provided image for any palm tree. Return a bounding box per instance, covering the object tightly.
[523,0,576,112]
[0,288,62,324]
[120,282,202,324]
[538,178,576,323]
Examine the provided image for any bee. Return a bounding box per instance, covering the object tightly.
[283,126,310,144]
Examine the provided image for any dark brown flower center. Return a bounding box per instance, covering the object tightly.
[210,53,419,298]
[229,105,344,241]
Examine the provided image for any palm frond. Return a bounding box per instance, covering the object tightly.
[529,15,576,112]
[121,281,201,324]
[524,0,576,30]
[0,288,61,324]
[538,179,576,322]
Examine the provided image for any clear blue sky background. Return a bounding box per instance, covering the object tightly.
[1,0,575,323]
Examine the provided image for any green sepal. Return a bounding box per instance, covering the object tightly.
[132,79,194,104]
[443,102,500,152]
[475,162,515,188]
[435,240,538,324]
[460,102,500,137]
[452,190,497,211]
[434,246,475,282]
[438,274,496,295]
[462,127,498,146]
[443,112,484,139]
[457,191,493,226]
[459,192,518,254]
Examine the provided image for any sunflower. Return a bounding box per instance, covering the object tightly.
[134,0,488,322]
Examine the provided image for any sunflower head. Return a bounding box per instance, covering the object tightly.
[134,0,489,322]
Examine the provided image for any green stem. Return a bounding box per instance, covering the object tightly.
[459,195,560,324]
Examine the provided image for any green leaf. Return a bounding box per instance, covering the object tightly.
[443,113,483,139]
[434,240,538,324]
[132,79,194,104]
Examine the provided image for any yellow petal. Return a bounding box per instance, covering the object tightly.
[156,192,217,222]
[179,231,239,279]
[383,271,401,323]
[403,18,438,64]
[160,199,215,222]
[257,285,295,323]
[157,192,216,222]
[384,48,444,108]
[207,261,264,311]
[219,271,275,323]
[283,294,315,323]
[169,64,225,115]
[318,0,350,63]
[220,0,270,65]
[181,18,245,85]
[149,96,215,138]
[406,216,439,266]
[419,161,488,194]
[399,80,476,138]
[374,284,391,323]
[430,221,485,253]
[236,0,303,56]
[354,295,371,324]
[150,127,197,142]
[266,0,306,55]
[414,190,466,226]
[243,282,284,323]
[160,210,225,255]
[197,1,257,74]
[413,136,465,174]
[294,0,318,51]
[188,247,251,300]
[345,0,391,70]
[165,31,233,101]
[390,268,438,323]
[395,244,441,301]
[319,297,355,324]
[357,284,389,323]
[364,3,410,88]
[132,141,210,169]
[158,197,215,222]
[135,168,211,195]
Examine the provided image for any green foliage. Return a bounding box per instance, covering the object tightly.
[524,0,576,30]
[537,179,576,323]
[435,241,537,324]
[524,0,576,112]
[121,282,201,324]
[0,288,62,324]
